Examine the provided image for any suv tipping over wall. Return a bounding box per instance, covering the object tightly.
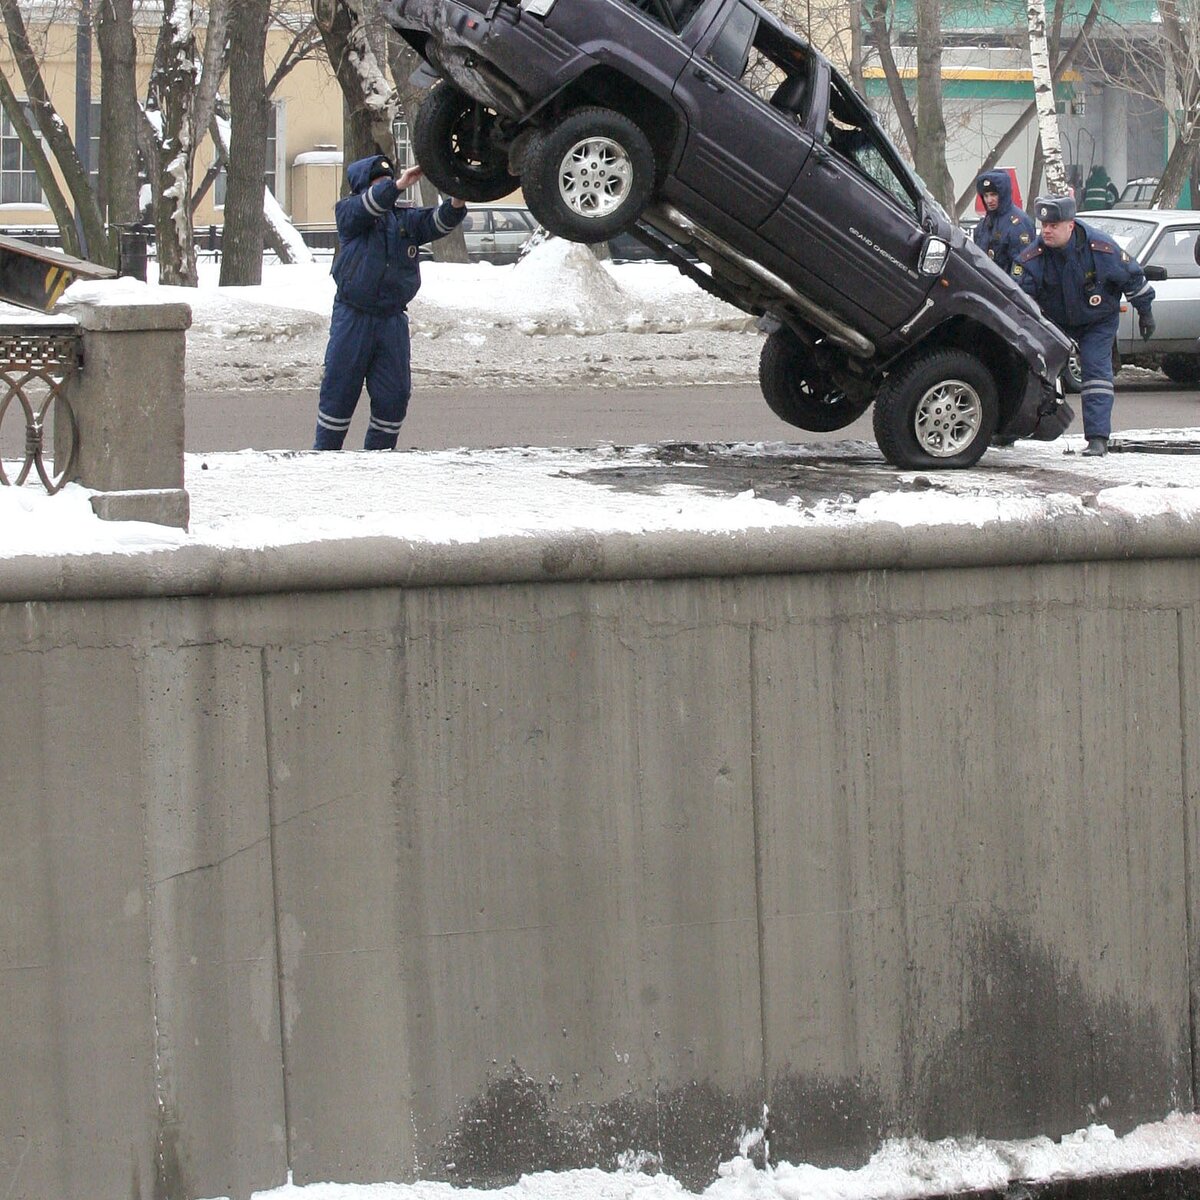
[386,0,1073,469]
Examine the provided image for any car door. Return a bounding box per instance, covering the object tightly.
[491,208,535,263]
[1116,222,1200,354]
[670,0,813,228]
[757,68,935,332]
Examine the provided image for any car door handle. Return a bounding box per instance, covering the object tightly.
[812,143,837,170]
[693,67,725,93]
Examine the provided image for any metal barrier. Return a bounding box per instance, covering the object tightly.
[0,326,81,494]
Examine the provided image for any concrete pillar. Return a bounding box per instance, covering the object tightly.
[55,300,191,528]
[1102,86,1129,190]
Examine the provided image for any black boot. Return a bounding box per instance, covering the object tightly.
[1081,436,1108,457]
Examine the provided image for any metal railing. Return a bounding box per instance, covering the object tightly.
[0,327,81,494]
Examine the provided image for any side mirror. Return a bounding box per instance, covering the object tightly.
[1143,264,1168,281]
[919,236,949,276]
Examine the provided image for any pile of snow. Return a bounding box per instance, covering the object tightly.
[205,1115,1200,1200]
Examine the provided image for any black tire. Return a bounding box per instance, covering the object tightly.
[1161,354,1200,385]
[1060,352,1082,394]
[758,330,870,432]
[872,348,999,469]
[521,107,656,242]
[411,84,519,203]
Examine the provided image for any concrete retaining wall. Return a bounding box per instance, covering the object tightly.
[2,523,1198,1200]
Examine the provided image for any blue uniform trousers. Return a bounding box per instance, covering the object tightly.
[1064,315,1119,440]
[314,304,411,450]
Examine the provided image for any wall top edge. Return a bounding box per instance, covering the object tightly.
[2,511,1200,603]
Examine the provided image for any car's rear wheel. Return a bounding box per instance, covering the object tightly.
[759,330,870,431]
[1161,354,1200,385]
[521,108,655,242]
[872,348,998,468]
[412,84,519,203]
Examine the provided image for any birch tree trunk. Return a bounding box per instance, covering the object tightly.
[142,0,199,285]
[952,0,1100,216]
[1027,0,1068,197]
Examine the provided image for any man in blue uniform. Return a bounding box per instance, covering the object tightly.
[1012,194,1155,457]
[972,170,1034,275]
[313,155,467,450]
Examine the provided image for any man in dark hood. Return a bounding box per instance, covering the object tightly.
[972,170,1035,276]
[313,154,467,450]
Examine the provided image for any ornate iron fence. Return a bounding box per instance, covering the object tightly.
[0,326,81,495]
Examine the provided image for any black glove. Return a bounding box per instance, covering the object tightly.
[1139,311,1156,340]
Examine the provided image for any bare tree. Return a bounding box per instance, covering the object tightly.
[312,0,396,163]
[220,0,271,283]
[951,0,1100,216]
[1027,0,1069,197]
[0,0,111,260]
[139,0,202,284]
[0,70,82,255]
[95,0,141,230]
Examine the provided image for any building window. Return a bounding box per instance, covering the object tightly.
[215,102,281,208]
[1,104,43,205]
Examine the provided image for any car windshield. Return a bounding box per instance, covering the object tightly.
[1081,215,1157,258]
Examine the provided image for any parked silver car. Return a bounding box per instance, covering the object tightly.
[1083,209,1200,384]
[458,204,539,264]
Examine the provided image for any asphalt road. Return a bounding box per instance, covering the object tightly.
[185,377,1200,454]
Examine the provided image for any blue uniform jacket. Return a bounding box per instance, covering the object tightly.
[332,154,467,315]
[971,171,1035,274]
[1012,220,1154,329]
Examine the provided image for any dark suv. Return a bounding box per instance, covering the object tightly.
[386,0,1073,468]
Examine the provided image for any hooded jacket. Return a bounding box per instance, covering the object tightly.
[331,154,467,315]
[972,171,1035,275]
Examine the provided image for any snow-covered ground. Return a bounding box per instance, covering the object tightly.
[6,243,1200,1196]
[229,1114,1200,1200]
[2,238,1200,559]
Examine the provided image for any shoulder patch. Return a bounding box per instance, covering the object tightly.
[1090,241,1114,254]
[1120,250,1130,263]
[1019,233,1030,243]
[1009,214,1022,224]
[1012,263,1024,275]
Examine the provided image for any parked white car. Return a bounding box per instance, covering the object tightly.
[1075,209,1199,385]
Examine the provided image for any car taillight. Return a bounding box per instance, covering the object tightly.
[919,236,949,277]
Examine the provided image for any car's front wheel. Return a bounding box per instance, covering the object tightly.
[1060,352,1082,393]
[521,108,656,242]
[759,330,870,431]
[412,84,519,203]
[1161,354,1200,386]
[872,348,998,468]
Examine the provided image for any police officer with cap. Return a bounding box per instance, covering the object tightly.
[972,170,1034,275]
[1012,192,1155,457]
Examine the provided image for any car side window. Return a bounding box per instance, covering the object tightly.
[706,3,756,78]
[707,5,813,123]
[1148,227,1200,279]
[459,211,484,233]
[493,211,529,232]
[823,77,918,217]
